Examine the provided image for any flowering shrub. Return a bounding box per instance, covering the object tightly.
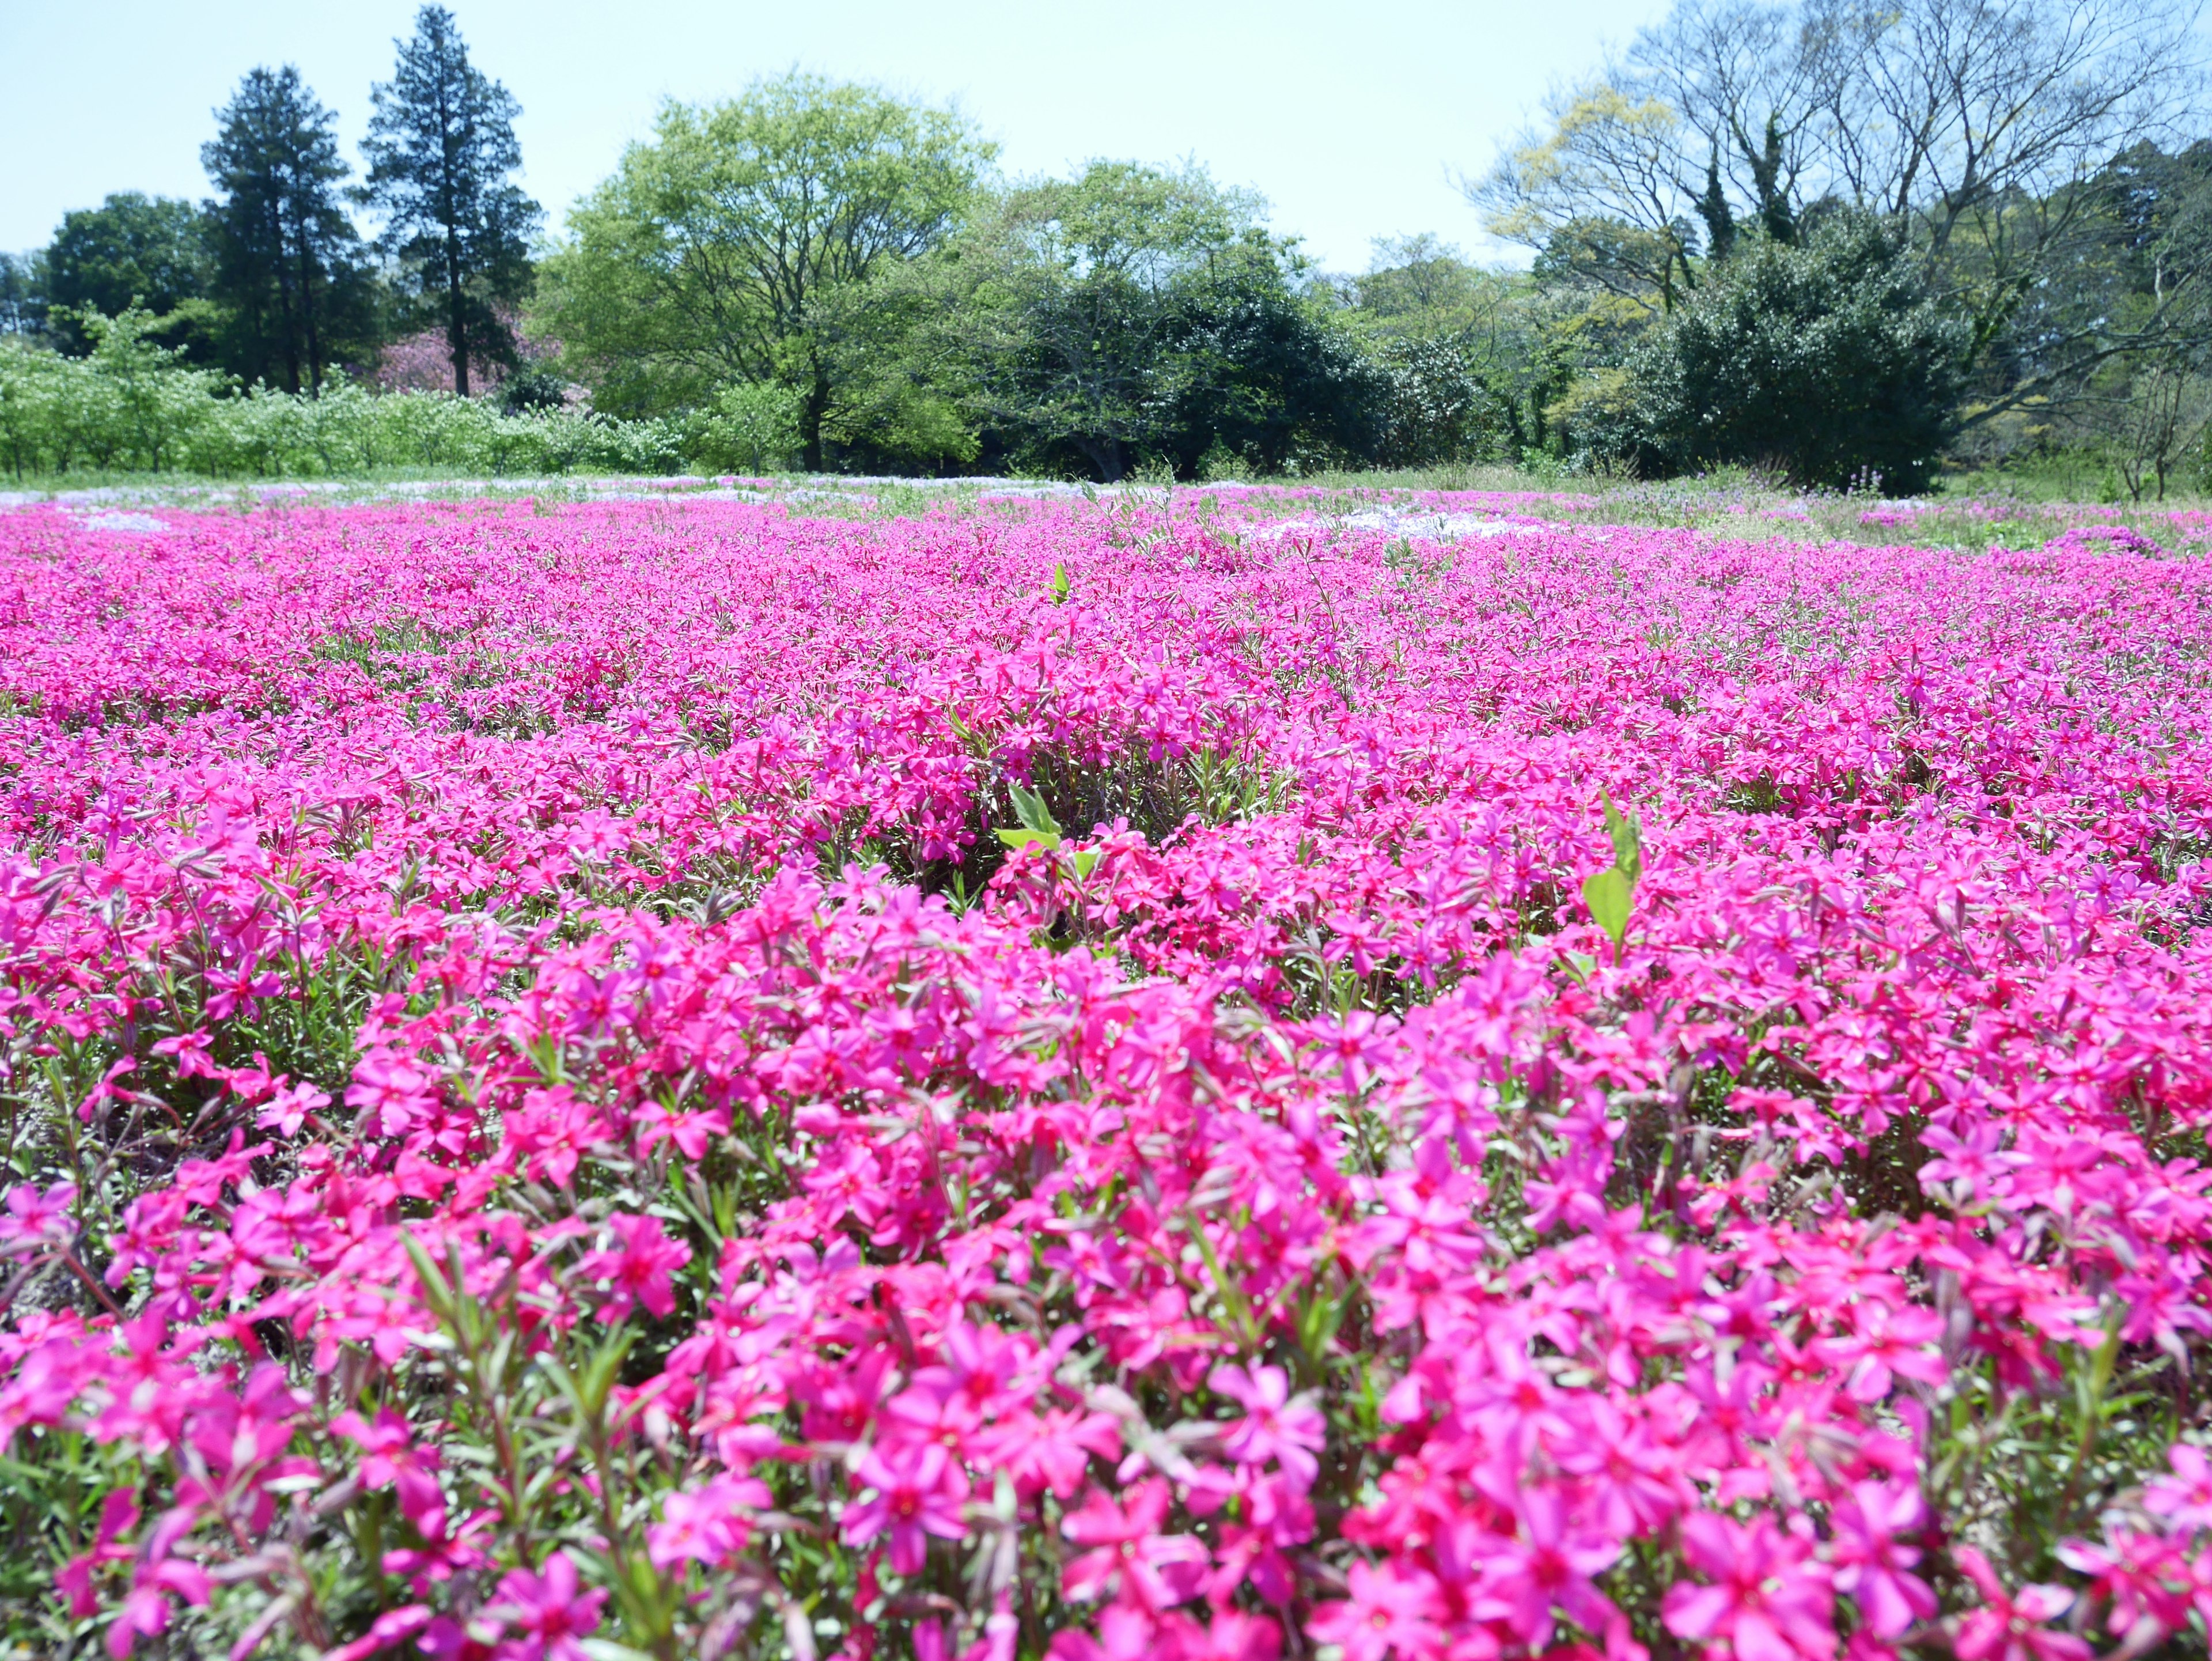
[2,490,2211,1661]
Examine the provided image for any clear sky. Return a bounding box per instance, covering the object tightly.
[0,0,1668,273]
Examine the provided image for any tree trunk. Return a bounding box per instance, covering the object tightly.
[297,215,323,396]
[1074,436,1125,483]
[801,372,831,471]
[449,228,469,398]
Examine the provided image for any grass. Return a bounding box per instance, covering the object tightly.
[7,461,2209,557]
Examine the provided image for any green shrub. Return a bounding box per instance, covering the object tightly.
[1623,212,1969,492]
[0,312,691,483]
[690,380,804,475]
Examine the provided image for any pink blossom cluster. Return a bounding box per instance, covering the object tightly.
[1,492,2210,1661]
[369,309,562,395]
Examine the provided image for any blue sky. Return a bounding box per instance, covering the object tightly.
[1,0,1668,272]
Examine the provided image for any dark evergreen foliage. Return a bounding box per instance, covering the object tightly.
[202,67,376,392]
[1624,213,1970,491]
[359,6,540,396]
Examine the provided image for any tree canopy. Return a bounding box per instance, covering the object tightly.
[39,194,213,357]
[538,73,991,465]
[359,5,540,396]
[202,66,376,392]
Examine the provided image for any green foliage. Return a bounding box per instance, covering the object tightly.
[202,66,378,393]
[995,782,1064,852]
[537,71,991,467]
[497,365,570,417]
[358,6,541,398]
[1368,334,1517,466]
[0,309,224,476]
[688,380,802,474]
[1580,791,1643,957]
[38,193,214,358]
[0,326,686,482]
[1622,213,1971,491]
[925,162,1373,480]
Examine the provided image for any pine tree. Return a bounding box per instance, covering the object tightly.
[358,6,539,396]
[202,67,371,392]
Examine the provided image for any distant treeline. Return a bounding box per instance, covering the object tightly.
[4,0,2210,494]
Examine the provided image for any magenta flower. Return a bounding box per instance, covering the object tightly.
[647,1473,773,1570]
[1308,1560,1447,1661]
[575,1212,692,1322]
[493,1551,606,1661]
[2145,1442,2212,1534]
[1060,1479,1209,1610]
[1210,1362,1327,1487]
[1468,1488,1623,1647]
[1662,1512,1835,1661]
[1830,1481,1937,1640]
[842,1441,971,1575]
[1950,1547,2090,1661]
[0,1181,75,1248]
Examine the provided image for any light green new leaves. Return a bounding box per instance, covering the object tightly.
[996,782,1063,852]
[1580,790,1644,956]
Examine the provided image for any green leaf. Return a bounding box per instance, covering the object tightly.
[999,783,1065,850]
[1600,789,1643,887]
[1582,866,1633,952]
[1071,847,1100,880]
[1009,782,1062,838]
[1051,561,1071,604]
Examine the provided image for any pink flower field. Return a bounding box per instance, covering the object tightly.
[3,490,2212,1661]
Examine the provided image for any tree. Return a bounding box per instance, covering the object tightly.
[917,163,1375,480]
[1623,211,1969,490]
[359,5,540,397]
[1480,0,2211,428]
[1468,84,1705,311]
[0,254,42,338]
[39,194,213,355]
[539,73,990,466]
[203,67,375,393]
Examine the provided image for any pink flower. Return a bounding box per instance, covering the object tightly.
[344,1052,439,1140]
[1951,1547,2090,1661]
[2146,1443,2212,1534]
[1308,1561,1447,1661]
[105,1558,211,1659]
[332,1407,446,1535]
[0,1181,75,1248]
[1829,1481,1937,1640]
[1662,1512,1834,1661]
[1062,1480,1209,1610]
[842,1441,971,1575]
[648,1473,773,1570]
[493,1551,606,1661]
[1816,1304,1948,1403]
[1209,1363,1327,1488]
[1469,1488,1623,1647]
[575,1212,692,1322]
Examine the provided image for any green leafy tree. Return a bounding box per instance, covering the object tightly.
[0,253,41,337]
[1624,211,1969,490]
[203,66,376,393]
[923,162,1372,479]
[1482,0,2207,441]
[1160,253,1381,475]
[359,5,540,396]
[538,72,990,464]
[38,194,213,355]
[1338,236,1539,461]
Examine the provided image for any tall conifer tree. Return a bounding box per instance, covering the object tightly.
[358,6,539,395]
[202,67,369,392]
